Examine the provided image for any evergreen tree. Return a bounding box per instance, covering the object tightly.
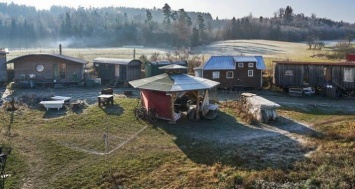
[162,3,171,24]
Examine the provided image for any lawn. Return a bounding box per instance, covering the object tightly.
[1,94,354,188]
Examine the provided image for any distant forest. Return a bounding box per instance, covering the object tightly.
[1,2,355,48]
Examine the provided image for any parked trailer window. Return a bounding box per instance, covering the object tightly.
[285,70,294,76]
[344,68,354,82]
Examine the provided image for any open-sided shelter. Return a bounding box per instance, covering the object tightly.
[6,53,88,87]
[129,70,220,122]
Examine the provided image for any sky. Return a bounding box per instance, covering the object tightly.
[2,0,355,23]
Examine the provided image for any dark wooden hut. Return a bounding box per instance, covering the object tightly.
[194,56,266,89]
[93,58,142,85]
[273,61,355,91]
[0,49,8,83]
[6,53,88,87]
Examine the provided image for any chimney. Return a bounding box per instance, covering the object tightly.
[59,44,62,55]
[133,48,136,59]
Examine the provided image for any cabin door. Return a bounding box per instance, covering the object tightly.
[115,65,120,78]
[324,66,332,83]
[53,63,66,80]
[120,66,127,80]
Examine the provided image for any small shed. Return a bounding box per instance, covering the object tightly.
[241,93,280,123]
[93,58,142,84]
[194,56,265,89]
[129,73,220,122]
[145,60,188,77]
[6,53,88,87]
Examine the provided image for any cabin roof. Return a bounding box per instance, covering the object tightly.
[93,58,142,65]
[6,53,88,64]
[273,61,355,66]
[129,73,219,92]
[198,55,266,70]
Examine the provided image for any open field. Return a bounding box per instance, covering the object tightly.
[1,40,354,188]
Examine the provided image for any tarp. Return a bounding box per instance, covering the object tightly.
[141,90,172,120]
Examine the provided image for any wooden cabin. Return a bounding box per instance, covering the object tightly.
[0,49,8,83]
[93,58,142,85]
[273,61,355,92]
[194,56,266,89]
[6,53,87,87]
[145,60,188,77]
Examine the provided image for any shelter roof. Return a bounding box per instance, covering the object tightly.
[93,58,141,65]
[273,61,355,66]
[147,60,187,65]
[159,64,188,70]
[129,73,219,92]
[6,53,88,64]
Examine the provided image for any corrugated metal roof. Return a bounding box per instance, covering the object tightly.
[233,56,257,62]
[203,56,235,70]
[255,56,266,70]
[148,60,187,65]
[273,61,355,66]
[6,53,88,64]
[129,73,219,92]
[159,64,187,70]
[93,58,140,65]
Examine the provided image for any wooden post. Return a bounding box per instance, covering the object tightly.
[170,92,177,123]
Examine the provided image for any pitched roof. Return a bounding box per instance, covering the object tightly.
[199,55,266,70]
[93,58,141,65]
[159,64,188,70]
[6,53,88,64]
[202,56,235,70]
[129,73,219,92]
[273,61,355,66]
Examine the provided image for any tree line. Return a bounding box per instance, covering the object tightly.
[0,2,355,48]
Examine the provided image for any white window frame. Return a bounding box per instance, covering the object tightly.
[226,71,234,79]
[285,70,294,76]
[212,71,220,79]
[248,70,253,77]
[238,63,244,68]
[248,62,254,68]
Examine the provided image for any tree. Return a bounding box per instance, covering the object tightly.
[285,6,293,22]
[145,10,152,23]
[191,27,199,46]
[162,3,171,24]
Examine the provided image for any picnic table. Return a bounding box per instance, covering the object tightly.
[97,94,114,107]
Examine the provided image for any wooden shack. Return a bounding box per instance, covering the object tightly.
[6,53,88,87]
[194,56,266,89]
[0,49,8,83]
[93,58,142,85]
[145,60,187,77]
[273,61,355,93]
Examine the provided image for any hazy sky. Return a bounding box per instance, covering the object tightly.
[2,0,354,23]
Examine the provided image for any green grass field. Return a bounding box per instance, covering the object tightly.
[1,40,354,188]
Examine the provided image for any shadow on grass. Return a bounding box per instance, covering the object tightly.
[155,111,319,170]
[99,104,125,116]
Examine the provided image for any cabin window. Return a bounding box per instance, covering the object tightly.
[212,71,220,79]
[248,70,253,77]
[344,68,354,82]
[238,63,244,68]
[248,63,254,68]
[285,70,294,76]
[226,71,234,78]
[36,64,44,72]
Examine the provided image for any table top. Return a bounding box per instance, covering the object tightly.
[98,94,113,98]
